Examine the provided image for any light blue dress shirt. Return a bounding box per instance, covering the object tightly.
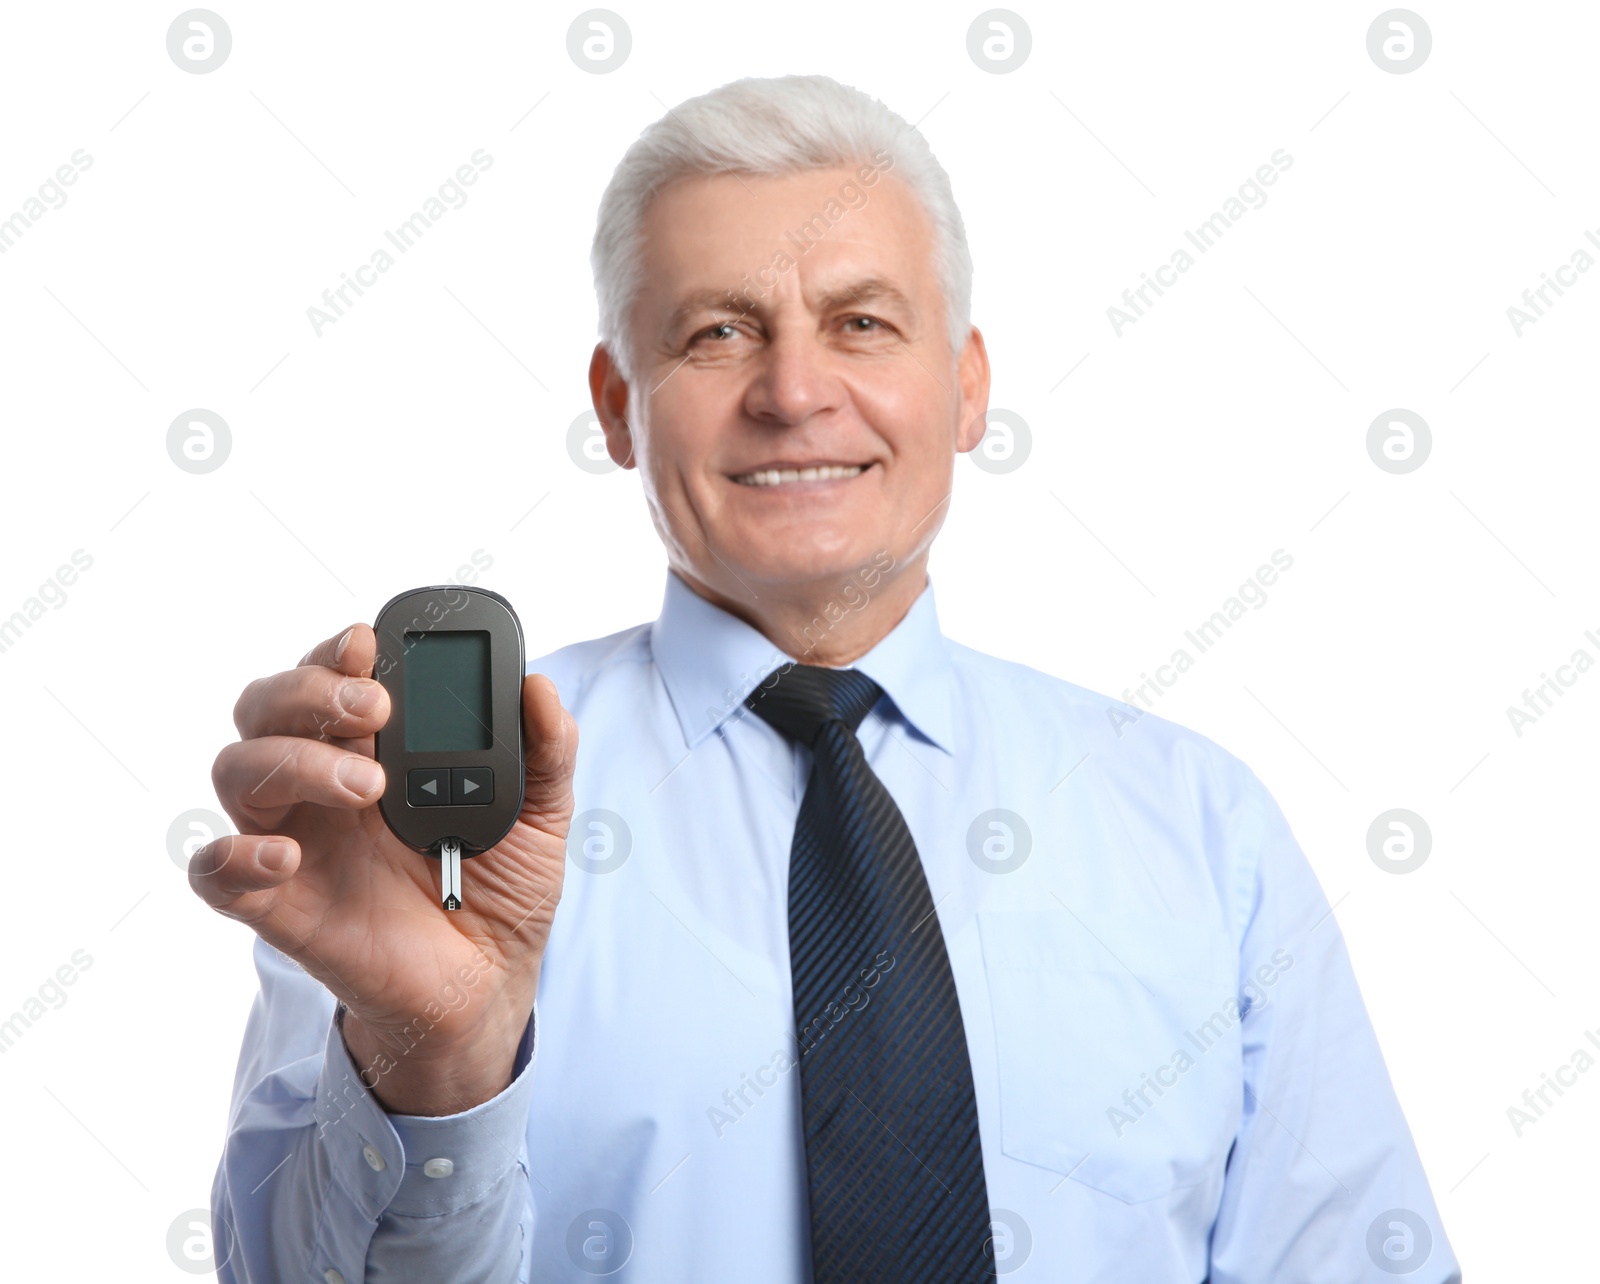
[213,569,1460,1282]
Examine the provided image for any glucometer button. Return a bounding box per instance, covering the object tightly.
[408,768,451,807]
[452,767,494,806]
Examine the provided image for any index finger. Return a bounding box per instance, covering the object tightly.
[298,623,376,677]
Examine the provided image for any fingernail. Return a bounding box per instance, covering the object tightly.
[334,627,355,664]
[337,757,384,797]
[339,679,381,715]
[257,840,293,872]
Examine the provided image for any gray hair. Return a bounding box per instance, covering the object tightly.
[590,74,973,381]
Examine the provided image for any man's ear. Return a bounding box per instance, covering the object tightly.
[953,325,992,455]
[588,342,638,470]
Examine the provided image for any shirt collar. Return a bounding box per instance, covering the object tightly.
[650,568,956,755]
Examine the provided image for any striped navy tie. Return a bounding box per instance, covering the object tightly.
[746,664,993,1282]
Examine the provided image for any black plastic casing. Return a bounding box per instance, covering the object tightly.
[372,585,525,858]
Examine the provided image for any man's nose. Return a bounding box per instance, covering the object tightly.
[742,329,840,427]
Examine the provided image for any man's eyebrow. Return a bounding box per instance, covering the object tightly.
[812,277,916,316]
[662,276,917,335]
[662,289,751,336]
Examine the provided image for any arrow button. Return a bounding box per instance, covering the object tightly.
[451,767,494,806]
[407,768,451,808]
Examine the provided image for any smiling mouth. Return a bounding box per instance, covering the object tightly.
[731,463,867,487]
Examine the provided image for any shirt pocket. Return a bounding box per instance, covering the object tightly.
[977,908,1242,1204]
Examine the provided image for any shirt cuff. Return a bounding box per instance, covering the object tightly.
[386,1010,539,1217]
[312,1004,539,1221]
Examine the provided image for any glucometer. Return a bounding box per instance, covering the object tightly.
[373,586,525,910]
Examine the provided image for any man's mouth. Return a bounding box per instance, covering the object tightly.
[731,462,867,487]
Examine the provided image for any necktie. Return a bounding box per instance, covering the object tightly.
[746,664,993,1282]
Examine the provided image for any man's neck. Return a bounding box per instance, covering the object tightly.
[672,556,930,668]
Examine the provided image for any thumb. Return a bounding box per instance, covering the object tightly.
[189,834,302,928]
[519,672,579,832]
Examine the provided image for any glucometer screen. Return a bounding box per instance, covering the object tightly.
[403,630,493,752]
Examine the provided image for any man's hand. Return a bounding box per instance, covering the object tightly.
[192,623,577,1115]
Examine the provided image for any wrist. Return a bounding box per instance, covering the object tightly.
[337,998,534,1116]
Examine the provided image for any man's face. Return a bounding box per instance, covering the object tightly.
[591,163,989,607]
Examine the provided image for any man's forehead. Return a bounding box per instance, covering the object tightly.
[660,274,917,325]
[639,170,930,318]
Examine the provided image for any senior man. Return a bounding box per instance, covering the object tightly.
[197,75,1459,1282]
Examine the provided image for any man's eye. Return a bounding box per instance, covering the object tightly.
[689,317,885,348]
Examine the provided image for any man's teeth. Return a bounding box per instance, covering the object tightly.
[734,464,864,486]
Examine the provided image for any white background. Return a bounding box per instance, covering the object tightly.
[1,1,1594,1277]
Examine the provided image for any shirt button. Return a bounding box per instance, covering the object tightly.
[362,1144,387,1172]
[423,1157,455,1178]
[324,1271,345,1284]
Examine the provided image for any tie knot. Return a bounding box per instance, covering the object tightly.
[745,665,883,746]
